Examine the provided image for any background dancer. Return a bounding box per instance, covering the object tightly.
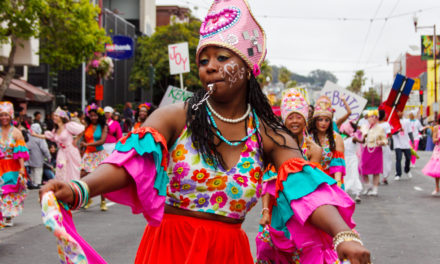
[34,107,84,182]
[309,95,346,189]
[0,101,29,227]
[422,115,440,195]
[360,110,387,196]
[103,106,122,155]
[79,103,108,211]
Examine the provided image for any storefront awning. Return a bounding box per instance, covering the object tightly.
[0,77,54,102]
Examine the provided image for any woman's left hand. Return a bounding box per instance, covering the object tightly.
[80,142,87,147]
[259,211,271,226]
[337,240,371,264]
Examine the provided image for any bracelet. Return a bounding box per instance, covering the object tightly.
[68,180,90,210]
[261,207,270,215]
[333,230,363,251]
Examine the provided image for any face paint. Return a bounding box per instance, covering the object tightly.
[219,61,245,88]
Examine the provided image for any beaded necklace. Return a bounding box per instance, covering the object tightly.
[206,106,259,146]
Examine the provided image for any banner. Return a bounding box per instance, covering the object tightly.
[105,35,134,60]
[168,42,190,75]
[159,85,193,108]
[321,81,368,122]
[421,35,440,61]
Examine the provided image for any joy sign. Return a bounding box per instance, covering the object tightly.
[168,42,190,75]
[321,81,368,122]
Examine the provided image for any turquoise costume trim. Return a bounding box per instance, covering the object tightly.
[262,168,277,182]
[1,171,19,186]
[271,165,337,238]
[115,132,168,196]
[329,157,346,167]
[12,145,29,154]
[93,124,104,151]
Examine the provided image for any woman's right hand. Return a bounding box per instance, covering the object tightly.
[39,180,73,205]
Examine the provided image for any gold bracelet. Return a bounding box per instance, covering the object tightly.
[333,230,363,250]
[261,207,270,215]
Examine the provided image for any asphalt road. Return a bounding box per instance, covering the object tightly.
[0,151,439,264]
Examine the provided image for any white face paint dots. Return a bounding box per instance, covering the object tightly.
[219,61,245,88]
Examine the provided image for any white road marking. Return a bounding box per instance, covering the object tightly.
[106,202,116,207]
[413,186,424,192]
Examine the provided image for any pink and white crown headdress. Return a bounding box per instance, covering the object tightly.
[0,101,14,118]
[54,107,70,120]
[281,88,309,124]
[313,95,334,119]
[196,0,267,76]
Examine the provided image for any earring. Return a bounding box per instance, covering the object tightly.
[247,71,251,80]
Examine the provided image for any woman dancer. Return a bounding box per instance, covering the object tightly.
[422,115,440,195]
[133,103,152,130]
[0,101,29,227]
[308,95,346,188]
[378,109,392,184]
[339,121,363,203]
[360,110,387,196]
[80,103,108,211]
[103,106,122,155]
[34,107,85,182]
[40,1,370,263]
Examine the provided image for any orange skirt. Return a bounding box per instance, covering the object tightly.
[135,213,254,264]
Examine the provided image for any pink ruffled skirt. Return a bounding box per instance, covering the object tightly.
[422,145,440,178]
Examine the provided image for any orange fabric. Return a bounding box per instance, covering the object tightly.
[135,214,254,264]
[333,150,345,159]
[119,127,169,170]
[84,125,97,153]
[275,158,317,198]
[133,122,142,130]
[15,139,26,147]
[0,159,21,174]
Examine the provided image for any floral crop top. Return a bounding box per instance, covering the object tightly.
[166,117,263,220]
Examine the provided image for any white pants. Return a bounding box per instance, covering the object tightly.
[103,143,116,156]
[30,167,43,186]
[382,145,393,179]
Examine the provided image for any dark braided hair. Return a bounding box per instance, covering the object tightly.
[308,116,336,152]
[185,74,301,169]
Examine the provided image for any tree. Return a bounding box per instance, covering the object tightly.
[256,60,272,87]
[363,87,381,107]
[278,66,291,88]
[347,70,366,94]
[129,18,202,105]
[0,0,109,99]
[308,69,338,86]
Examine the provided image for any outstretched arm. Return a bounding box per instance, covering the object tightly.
[336,97,352,128]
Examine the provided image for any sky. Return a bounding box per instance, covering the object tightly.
[156,0,440,88]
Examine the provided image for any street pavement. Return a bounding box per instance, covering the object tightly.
[1,151,439,263]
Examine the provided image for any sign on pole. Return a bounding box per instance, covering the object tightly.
[159,85,194,108]
[105,35,134,60]
[168,42,190,75]
[321,81,368,122]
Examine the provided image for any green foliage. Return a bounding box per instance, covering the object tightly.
[347,70,366,94]
[0,0,43,43]
[256,60,272,87]
[286,80,297,88]
[38,0,110,71]
[278,66,291,87]
[129,18,202,104]
[363,87,381,107]
[309,69,338,86]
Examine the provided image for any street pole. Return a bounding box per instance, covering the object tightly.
[81,62,86,111]
[434,24,437,118]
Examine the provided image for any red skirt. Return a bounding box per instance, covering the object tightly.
[135,213,254,264]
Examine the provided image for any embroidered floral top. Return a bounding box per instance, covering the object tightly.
[166,117,263,220]
[318,132,345,178]
[0,126,29,161]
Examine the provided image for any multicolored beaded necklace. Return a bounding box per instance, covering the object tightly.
[206,106,259,147]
